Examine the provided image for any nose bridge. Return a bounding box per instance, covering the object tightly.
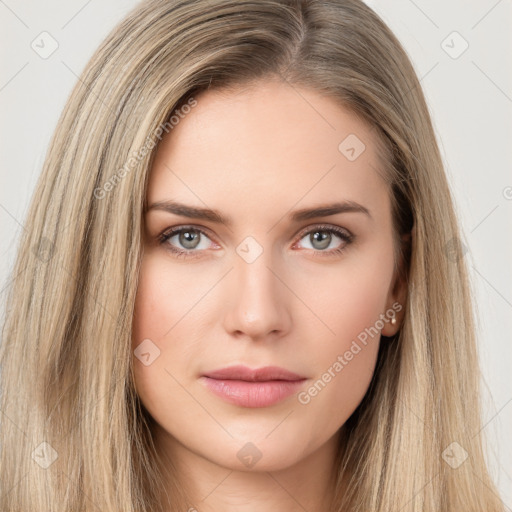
[224,238,289,338]
[238,246,275,305]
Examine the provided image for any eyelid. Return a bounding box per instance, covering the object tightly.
[293,223,353,242]
[158,224,220,248]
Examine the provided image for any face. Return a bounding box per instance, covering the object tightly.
[132,79,405,475]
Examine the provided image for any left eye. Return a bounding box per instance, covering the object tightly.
[295,226,351,252]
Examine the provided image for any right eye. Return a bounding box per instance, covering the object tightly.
[158,226,219,258]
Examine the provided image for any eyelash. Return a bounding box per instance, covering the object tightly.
[158,224,355,260]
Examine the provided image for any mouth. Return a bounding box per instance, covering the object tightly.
[200,365,307,408]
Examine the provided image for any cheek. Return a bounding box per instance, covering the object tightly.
[298,310,382,432]
[132,251,206,346]
[305,251,394,348]
[131,254,180,406]
[296,248,393,422]
[131,256,163,349]
[131,252,216,416]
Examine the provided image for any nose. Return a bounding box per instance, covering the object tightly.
[222,246,292,341]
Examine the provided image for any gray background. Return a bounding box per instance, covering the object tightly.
[1,0,511,507]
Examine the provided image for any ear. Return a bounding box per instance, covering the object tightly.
[381,230,411,337]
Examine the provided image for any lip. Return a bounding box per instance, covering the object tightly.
[200,365,307,408]
[203,365,305,382]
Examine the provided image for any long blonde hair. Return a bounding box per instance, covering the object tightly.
[0,0,504,510]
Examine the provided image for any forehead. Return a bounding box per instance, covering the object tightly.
[146,80,390,222]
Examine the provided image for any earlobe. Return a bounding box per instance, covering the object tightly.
[384,270,408,337]
[381,306,403,337]
[380,277,404,337]
[381,298,403,337]
[382,231,411,337]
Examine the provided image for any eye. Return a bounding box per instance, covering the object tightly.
[158,224,354,259]
[293,224,354,257]
[158,226,218,258]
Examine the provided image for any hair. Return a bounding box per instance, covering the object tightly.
[0,0,504,510]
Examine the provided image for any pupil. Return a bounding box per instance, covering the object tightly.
[312,231,330,250]
[181,230,199,249]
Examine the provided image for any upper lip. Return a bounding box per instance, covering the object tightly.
[202,365,306,382]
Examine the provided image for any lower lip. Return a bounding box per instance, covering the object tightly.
[200,377,306,408]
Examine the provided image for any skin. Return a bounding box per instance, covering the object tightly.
[131,79,406,512]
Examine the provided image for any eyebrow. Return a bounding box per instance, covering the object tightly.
[146,199,371,226]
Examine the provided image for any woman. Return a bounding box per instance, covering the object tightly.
[0,0,504,511]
